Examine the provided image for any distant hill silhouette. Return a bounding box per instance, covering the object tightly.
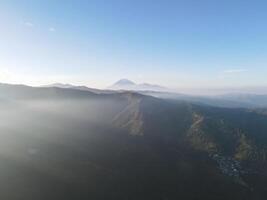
[109,79,169,92]
[42,83,115,94]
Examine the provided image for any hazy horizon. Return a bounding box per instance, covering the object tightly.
[2,2,267,199]
[1,79,267,96]
[1,0,267,91]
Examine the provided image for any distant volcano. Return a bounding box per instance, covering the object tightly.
[113,79,136,86]
[109,79,169,92]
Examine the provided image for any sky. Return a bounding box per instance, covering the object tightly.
[0,0,267,90]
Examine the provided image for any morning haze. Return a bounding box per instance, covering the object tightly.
[0,1,267,200]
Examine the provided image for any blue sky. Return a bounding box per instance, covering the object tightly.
[0,0,267,89]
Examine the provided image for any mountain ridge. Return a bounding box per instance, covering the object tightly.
[0,82,267,199]
[42,83,115,94]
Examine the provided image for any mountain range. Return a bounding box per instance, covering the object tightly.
[108,79,169,92]
[42,82,115,94]
[0,82,267,199]
[43,80,267,108]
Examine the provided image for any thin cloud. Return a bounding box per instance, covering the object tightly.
[49,27,56,32]
[223,69,248,74]
[24,21,34,27]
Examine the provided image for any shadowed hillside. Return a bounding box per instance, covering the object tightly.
[0,83,267,200]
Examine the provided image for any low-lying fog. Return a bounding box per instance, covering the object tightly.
[0,96,131,199]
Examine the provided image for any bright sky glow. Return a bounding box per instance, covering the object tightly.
[0,0,267,89]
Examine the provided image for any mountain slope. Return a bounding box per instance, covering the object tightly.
[0,83,267,199]
[113,95,267,162]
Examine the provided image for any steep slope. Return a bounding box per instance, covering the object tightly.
[112,93,144,136]
[113,95,267,163]
[113,94,193,140]
[192,106,267,162]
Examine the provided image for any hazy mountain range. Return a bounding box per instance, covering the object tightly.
[43,80,267,108]
[42,83,115,94]
[107,79,170,92]
[0,82,267,199]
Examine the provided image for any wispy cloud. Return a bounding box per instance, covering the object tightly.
[223,69,248,74]
[49,27,56,32]
[23,21,34,27]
